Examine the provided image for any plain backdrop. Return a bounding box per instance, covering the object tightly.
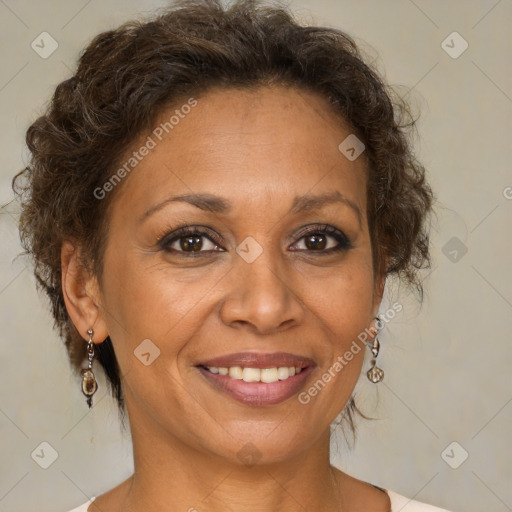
[0,1,511,511]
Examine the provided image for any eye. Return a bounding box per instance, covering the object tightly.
[157,223,352,257]
[159,226,225,256]
[290,224,352,254]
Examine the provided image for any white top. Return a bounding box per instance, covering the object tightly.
[66,489,453,511]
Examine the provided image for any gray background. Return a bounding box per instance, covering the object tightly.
[1,1,511,511]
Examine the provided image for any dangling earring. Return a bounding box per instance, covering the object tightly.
[80,328,98,408]
[367,316,384,383]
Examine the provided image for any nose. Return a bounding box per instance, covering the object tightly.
[219,248,304,335]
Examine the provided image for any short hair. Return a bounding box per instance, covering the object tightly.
[13,0,434,440]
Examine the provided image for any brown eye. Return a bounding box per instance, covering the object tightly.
[159,226,225,256]
[180,235,204,252]
[290,224,352,254]
[304,233,327,250]
[168,233,218,253]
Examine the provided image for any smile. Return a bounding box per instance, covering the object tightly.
[202,365,305,383]
[196,364,314,406]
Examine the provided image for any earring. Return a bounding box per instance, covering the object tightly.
[80,328,98,408]
[367,316,384,383]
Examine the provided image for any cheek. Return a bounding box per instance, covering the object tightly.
[295,248,375,332]
[98,250,218,368]
[302,251,374,392]
[100,238,376,355]
[99,225,375,368]
[298,258,373,418]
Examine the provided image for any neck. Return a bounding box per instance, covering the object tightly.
[120,407,346,512]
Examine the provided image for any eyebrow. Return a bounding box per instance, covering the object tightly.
[140,190,362,228]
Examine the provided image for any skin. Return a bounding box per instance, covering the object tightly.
[62,85,390,512]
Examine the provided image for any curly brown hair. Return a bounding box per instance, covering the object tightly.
[13,0,434,441]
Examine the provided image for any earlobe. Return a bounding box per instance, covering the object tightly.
[61,240,108,343]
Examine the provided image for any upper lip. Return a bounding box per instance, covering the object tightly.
[196,352,316,369]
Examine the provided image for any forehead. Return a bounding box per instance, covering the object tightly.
[110,85,368,219]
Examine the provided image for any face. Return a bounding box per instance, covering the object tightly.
[92,86,384,465]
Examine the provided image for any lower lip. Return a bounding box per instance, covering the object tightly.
[196,366,314,406]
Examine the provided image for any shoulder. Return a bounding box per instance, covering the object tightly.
[64,496,95,512]
[332,469,452,512]
[386,489,453,511]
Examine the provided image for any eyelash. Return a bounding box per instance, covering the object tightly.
[157,223,352,257]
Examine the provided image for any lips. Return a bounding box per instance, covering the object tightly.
[194,351,316,406]
[196,365,315,406]
[196,351,316,369]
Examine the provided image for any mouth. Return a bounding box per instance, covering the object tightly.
[197,364,307,383]
[194,352,316,406]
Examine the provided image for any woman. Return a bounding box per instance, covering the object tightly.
[13,0,452,510]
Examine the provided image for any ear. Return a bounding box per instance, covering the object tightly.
[61,240,108,344]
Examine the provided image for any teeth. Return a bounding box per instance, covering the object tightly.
[260,368,278,383]
[243,367,260,382]
[228,366,243,379]
[277,367,289,380]
[205,365,304,383]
